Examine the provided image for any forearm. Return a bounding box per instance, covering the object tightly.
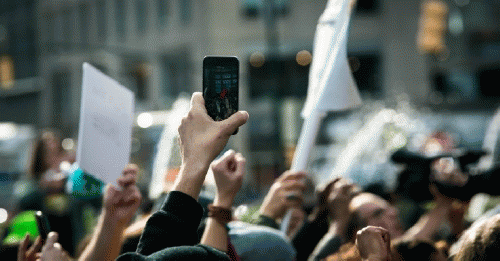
[308,232,343,261]
[172,161,209,200]
[308,221,347,261]
[292,212,329,261]
[403,202,449,241]
[79,211,125,261]
[200,218,228,252]
[200,196,232,252]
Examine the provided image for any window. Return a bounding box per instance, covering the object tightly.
[157,0,168,28]
[162,50,191,97]
[51,70,71,127]
[61,9,71,49]
[248,56,309,98]
[96,0,106,42]
[350,53,382,97]
[79,4,89,46]
[115,0,126,41]
[136,0,146,34]
[355,0,380,14]
[45,13,56,52]
[179,0,191,25]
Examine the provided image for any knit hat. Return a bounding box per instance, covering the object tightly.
[228,221,296,261]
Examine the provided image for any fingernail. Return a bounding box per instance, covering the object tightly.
[240,111,249,120]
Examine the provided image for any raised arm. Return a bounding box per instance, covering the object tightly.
[78,165,142,261]
[119,92,248,259]
[174,92,248,200]
[201,150,245,252]
[356,226,392,261]
[309,179,357,261]
[402,185,451,242]
[39,232,72,261]
[257,170,306,228]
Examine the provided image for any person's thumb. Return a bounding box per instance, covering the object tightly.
[45,232,58,248]
[221,111,249,135]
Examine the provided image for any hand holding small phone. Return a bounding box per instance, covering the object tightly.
[203,56,239,134]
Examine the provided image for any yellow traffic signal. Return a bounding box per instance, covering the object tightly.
[417,0,449,56]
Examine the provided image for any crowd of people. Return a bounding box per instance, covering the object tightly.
[3,92,500,260]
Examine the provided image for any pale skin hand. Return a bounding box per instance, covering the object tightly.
[325,178,357,240]
[103,165,142,227]
[402,185,452,242]
[174,92,249,200]
[328,178,357,223]
[201,150,246,252]
[17,234,43,261]
[308,179,358,261]
[177,92,248,171]
[259,171,307,220]
[79,165,142,261]
[39,232,72,261]
[356,226,392,261]
[211,150,246,209]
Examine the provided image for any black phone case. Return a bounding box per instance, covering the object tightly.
[203,56,239,125]
[35,211,51,241]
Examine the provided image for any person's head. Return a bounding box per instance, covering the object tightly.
[454,214,500,261]
[392,239,447,261]
[30,129,63,180]
[349,193,404,239]
[228,221,296,261]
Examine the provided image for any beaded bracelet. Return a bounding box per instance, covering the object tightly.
[208,204,232,225]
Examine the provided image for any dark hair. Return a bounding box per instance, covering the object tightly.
[29,129,62,181]
[30,136,48,181]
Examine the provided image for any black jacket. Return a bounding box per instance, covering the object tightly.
[117,191,229,261]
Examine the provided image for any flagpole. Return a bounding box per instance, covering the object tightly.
[281,0,360,234]
[290,109,324,171]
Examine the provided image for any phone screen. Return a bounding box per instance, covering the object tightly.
[203,56,239,122]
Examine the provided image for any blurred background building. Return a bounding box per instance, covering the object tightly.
[1,0,500,210]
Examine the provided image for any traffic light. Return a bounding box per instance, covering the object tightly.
[417,0,448,56]
[241,0,289,18]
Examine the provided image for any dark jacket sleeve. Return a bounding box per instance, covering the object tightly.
[292,214,330,261]
[116,191,229,261]
[308,234,343,261]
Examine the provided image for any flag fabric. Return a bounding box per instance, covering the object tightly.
[301,0,361,118]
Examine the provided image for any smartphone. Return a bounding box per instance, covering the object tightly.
[203,56,239,133]
[35,211,51,242]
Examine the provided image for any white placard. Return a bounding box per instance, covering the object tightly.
[76,63,135,186]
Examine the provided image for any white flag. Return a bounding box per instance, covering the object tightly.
[301,0,361,118]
